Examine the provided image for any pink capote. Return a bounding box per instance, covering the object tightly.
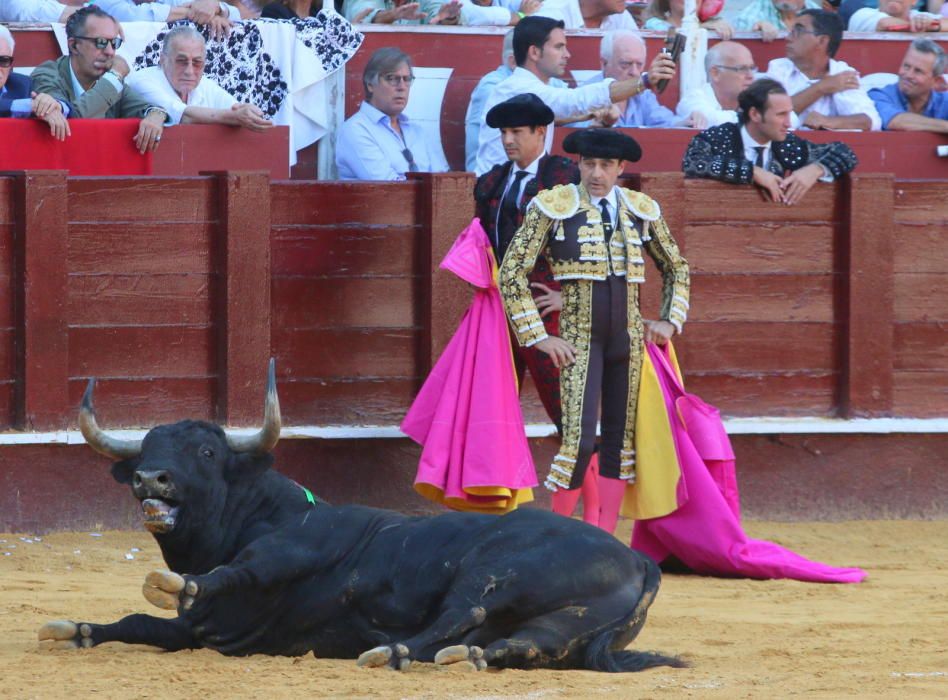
[632,343,867,583]
[401,219,537,514]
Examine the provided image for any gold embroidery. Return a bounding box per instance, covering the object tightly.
[531,184,580,219]
[617,188,661,221]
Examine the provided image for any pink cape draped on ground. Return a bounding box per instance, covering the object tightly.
[632,343,867,583]
[401,219,537,514]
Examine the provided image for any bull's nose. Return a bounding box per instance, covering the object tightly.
[133,470,173,495]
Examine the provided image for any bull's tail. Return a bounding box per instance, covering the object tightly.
[583,557,688,673]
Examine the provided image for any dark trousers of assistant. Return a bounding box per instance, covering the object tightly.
[567,275,637,489]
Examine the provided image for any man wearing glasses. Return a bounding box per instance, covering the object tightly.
[0,25,71,140]
[336,47,449,180]
[762,8,880,131]
[30,6,169,154]
[677,41,769,128]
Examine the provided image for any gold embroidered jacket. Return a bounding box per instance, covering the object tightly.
[498,183,690,347]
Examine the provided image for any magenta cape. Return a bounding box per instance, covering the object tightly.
[632,343,867,583]
[401,219,537,514]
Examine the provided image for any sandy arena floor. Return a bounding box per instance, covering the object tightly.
[1,520,946,700]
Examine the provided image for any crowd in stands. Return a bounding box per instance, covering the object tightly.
[0,0,946,192]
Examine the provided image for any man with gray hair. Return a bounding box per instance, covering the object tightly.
[127,25,273,131]
[869,39,948,132]
[676,41,758,128]
[336,47,449,180]
[582,30,703,128]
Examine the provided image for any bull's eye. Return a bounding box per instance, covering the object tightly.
[200,446,214,460]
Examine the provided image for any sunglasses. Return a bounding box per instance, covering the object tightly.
[402,148,419,173]
[0,56,13,68]
[73,36,124,51]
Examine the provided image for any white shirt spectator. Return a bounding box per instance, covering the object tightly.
[127,65,237,125]
[0,0,66,22]
[475,66,614,175]
[93,0,241,22]
[460,0,520,25]
[677,82,802,128]
[534,0,638,29]
[847,7,922,31]
[764,57,882,131]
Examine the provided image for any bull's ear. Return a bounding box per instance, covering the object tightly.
[111,459,136,484]
[228,452,274,480]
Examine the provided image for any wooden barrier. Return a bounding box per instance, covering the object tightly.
[0,170,944,433]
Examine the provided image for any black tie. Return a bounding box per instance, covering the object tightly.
[497,170,529,253]
[599,198,613,243]
[754,146,766,169]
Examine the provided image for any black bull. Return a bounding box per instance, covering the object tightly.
[39,363,683,672]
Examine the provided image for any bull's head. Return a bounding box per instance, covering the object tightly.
[79,359,282,536]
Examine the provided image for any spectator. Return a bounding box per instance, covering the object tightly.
[732,0,819,42]
[764,9,881,130]
[474,16,676,175]
[870,38,948,131]
[0,25,71,139]
[261,0,319,17]
[459,0,542,26]
[642,0,733,38]
[848,0,948,30]
[30,6,168,154]
[0,0,83,23]
[343,0,461,24]
[677,40,763,127]
[91,1,246,39]
[127,25,273,131]
[535,0,638,29]
[582,30,705,128]
[465,30,567,171]
[336,47,449,180]
[682,78,858,205]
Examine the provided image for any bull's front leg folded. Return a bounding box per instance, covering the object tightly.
[38,614,197,651]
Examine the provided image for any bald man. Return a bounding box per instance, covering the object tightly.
[677,41,759,127]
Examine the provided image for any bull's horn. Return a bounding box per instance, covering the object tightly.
[225,358,282,454]
[78,379,143,460]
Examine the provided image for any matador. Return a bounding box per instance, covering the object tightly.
[499,129,690,533]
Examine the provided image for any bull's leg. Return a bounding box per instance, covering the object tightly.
[356,605,488,671]
[38,614,197,651]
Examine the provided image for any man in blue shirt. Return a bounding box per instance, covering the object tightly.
[336,47,450,180]
[579,30,705,129]
[869,38,948,132]
[0,25,71,140]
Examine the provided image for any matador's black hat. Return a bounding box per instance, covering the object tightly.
[563,128,642,162]
[486,93,554,129]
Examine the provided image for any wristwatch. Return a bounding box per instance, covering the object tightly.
[106,69,125,83]
[640,72,650,90]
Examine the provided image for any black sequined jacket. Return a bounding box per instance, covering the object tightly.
[681,122,858,184]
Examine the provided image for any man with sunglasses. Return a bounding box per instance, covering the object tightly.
[0,26,71,141]
[30,6,169,155]
[336,46,449,180]
[763,8,880,130]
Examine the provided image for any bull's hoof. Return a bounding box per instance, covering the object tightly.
[38,620,95,650]
[434,644,486,670]
[357,644,413,671]
[142,570,186,610]
[357,645,392,668]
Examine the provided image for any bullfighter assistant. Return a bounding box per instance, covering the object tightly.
[499,129,690,534]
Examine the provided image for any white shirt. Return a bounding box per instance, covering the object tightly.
[740,124,771,169]
[677,83,739,127]
[460,0,520,25]
[534,0,638,30]
[475,66,614,175]
[764,57,882,131]
[92,0,241,22]
[595,187,619,226]
[847,7,925,32]
[0,0,65,22]
[127,66,237,125]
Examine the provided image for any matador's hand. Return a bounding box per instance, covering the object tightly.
[531,282,562,318]
[645,320,676,345]
[534,336,576,368]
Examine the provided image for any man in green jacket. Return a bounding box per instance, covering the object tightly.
[30,5,168,154]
